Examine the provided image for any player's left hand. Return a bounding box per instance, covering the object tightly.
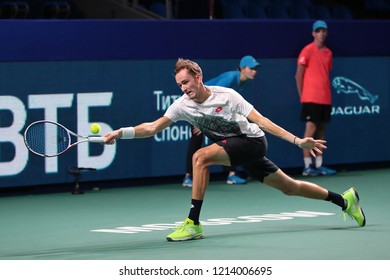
[297,137,327,157]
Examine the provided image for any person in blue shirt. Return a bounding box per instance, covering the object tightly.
[183,55,261,187]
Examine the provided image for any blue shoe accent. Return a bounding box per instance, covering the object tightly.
[226,174,247,185]
[182,175,192,187]
[302,165,321,176]
[316,166,336,175]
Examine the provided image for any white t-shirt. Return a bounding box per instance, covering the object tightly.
[164,86,265,142]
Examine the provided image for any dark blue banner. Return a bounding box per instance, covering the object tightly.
[0,57,389,188]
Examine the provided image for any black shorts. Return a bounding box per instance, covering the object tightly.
[301,103,331,123]
[216,135,279,182]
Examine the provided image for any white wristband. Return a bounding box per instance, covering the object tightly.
[120,127,135,139]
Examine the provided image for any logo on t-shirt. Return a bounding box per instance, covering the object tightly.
[215,106,223,113]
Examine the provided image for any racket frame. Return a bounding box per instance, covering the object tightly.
[24,120,105,157]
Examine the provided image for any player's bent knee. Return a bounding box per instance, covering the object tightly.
[192,150,210,168]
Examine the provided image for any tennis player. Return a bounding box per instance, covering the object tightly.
[183,55,260,187]
[103,58,366,242]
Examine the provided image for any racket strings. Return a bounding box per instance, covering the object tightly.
[25,122,70,156]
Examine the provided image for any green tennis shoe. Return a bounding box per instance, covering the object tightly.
[342,187,366,227]
[166,218,204,241]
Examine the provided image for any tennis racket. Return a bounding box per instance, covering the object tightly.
[24,120,106,157]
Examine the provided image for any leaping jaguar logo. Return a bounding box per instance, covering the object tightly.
[332,77,378,104]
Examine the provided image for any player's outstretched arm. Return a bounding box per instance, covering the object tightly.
[247,108,326,157]
[104,116,173,145]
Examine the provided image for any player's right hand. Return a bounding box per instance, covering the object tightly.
[103,129,122,145]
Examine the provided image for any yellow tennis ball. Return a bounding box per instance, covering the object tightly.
[90,123,101,134]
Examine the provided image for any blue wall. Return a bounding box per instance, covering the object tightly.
[0,20,389,188]
[0,19,389,61]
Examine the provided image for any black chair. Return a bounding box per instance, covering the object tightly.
[0,1,29,18]
[291,0,311,6]
[310,4,332,20]
[41,0,70,19]
[150,2,166,17]
[221,0,246,19]
[332,4,353,19]
[245,2,267,19]
[289,4,311,19]
[266,3,290,19]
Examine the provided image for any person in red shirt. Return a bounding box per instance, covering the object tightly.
[295,20,336,176]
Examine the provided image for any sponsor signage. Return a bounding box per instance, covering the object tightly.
[1,57,388,188]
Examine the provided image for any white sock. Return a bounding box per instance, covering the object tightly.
[315,156,323,168]
[304,157,312,168]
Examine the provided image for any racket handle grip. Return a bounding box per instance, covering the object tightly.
[88,136,106,143]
